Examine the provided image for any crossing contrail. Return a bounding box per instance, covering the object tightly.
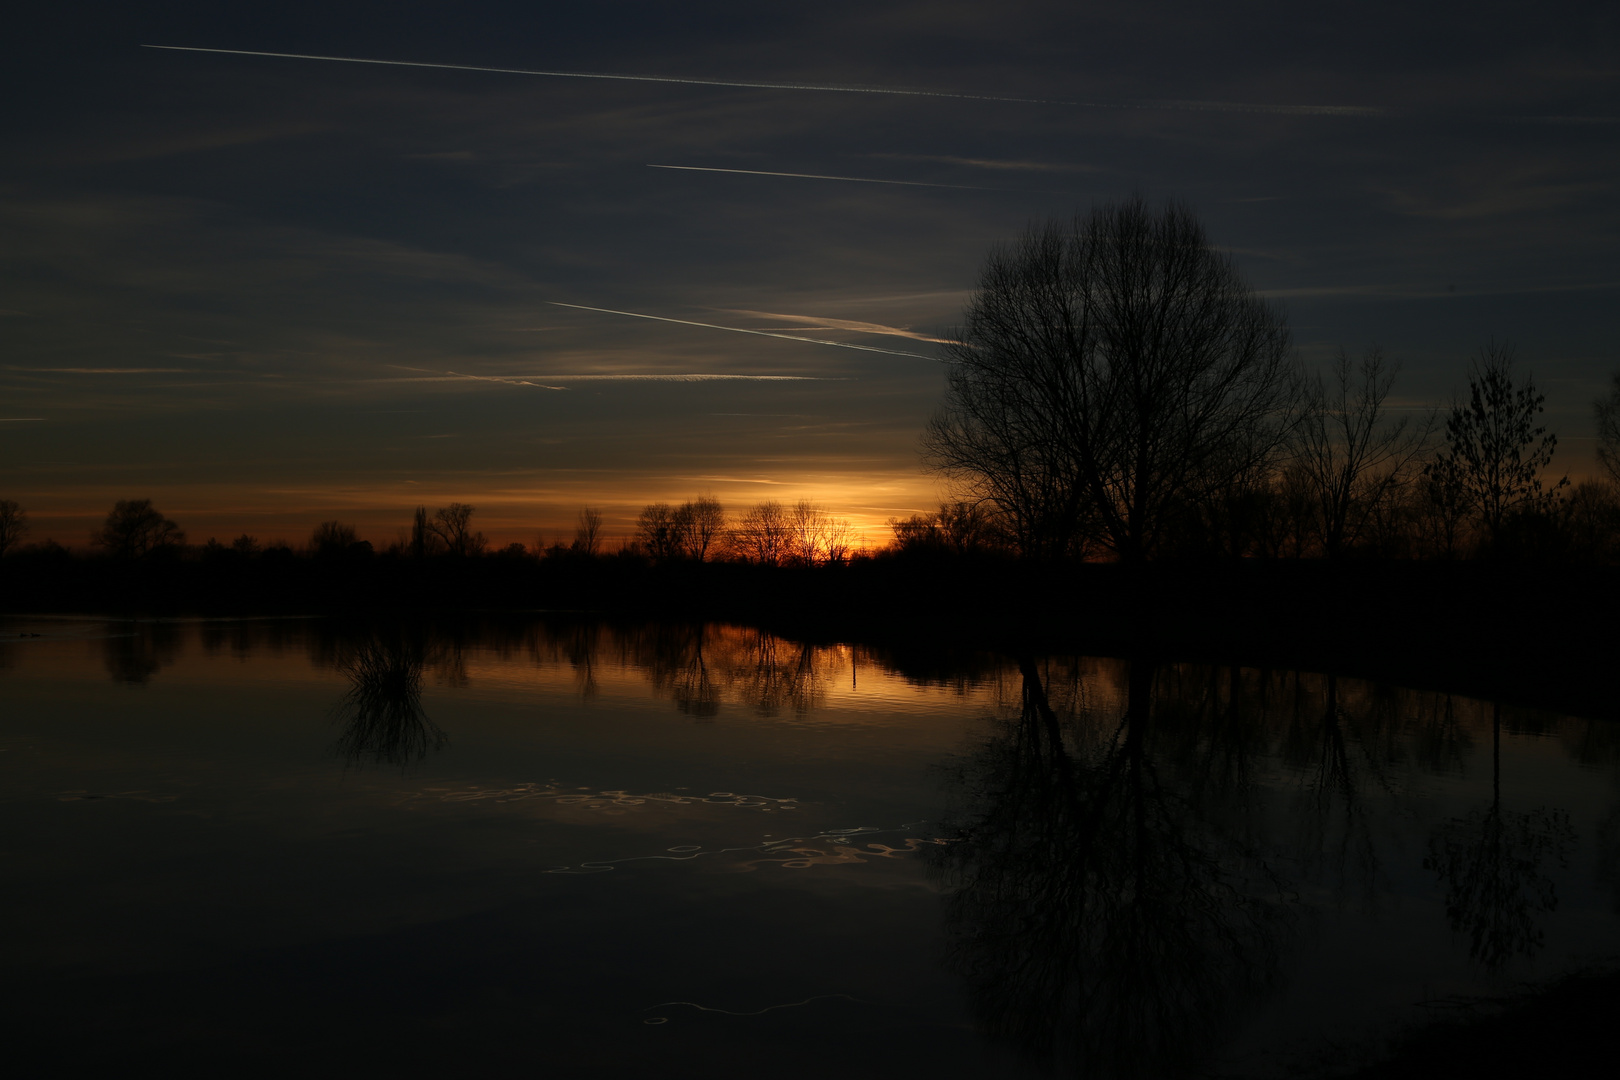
[140,44,1388,117]
[547,303,937,359]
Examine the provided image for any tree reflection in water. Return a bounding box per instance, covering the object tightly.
[930,658,1291,1078]
[1425,701,1573,972]
[102,620,182,684]
[330,632,446,769]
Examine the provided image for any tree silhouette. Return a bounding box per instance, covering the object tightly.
[1595,369,1620,485]
[0,499,27,556]
[679,496,726,561]
[1296,347,1434,557]
[924,196,1298,562]
[573,507,603,556]
[785,500,853,565]
[91,499,184,557]
[1426,341,1566,546]
[636,502,684,561]
[409,506,438,558]
[310,520,358,555]
[428,503,485,557]
[730,500,792,565]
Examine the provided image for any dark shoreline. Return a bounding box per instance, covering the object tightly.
[5,554,1616,721]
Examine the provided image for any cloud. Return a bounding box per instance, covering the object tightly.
[1260,280,1620,300]
[6,367,196,374]
[385,366,568,390]
[723,309,952,344]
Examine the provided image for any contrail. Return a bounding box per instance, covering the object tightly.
[388,364,567,390]
[523,373,830,381]
[140,44,1388,117]
[648,164,985,190]
[548,302,937,359]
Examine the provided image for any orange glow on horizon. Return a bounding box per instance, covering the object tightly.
[9,470,953,551]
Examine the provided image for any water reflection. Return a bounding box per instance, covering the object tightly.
[930,659,1290,1078]
[102,621,182,684]
[1425,702,1574,971]
[329,632,446,769]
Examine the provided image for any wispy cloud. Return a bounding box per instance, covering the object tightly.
[547,303,937,359]
[723,309,951,344]
[6,367,195,374]
[386,365,567,390]
[1260,280,1620,300]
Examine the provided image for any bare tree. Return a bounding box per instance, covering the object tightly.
[0,500,27,556]
[680,496,726,561]
[937,499,1001,553]
[924,196,1298,562]
[1296,347,1435,557]
[637,502,686,561]
[730,501,792,565]
[91,499,184,557]
[788,501,829,565]
[1426,341,1566,545]
[573,507,603,556]
[1596,369,1620,485]
[428,503,486,557]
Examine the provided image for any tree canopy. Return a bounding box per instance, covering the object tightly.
[924,196,1298,562]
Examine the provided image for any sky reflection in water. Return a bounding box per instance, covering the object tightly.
[2,616,1617,1076]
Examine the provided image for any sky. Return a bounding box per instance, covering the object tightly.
[3,2,1618,549]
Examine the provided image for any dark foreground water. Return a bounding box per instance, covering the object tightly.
[3,615,1617,1077]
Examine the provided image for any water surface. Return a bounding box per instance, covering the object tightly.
[3,616,1617,1076]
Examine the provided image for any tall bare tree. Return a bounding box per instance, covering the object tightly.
[0,500,27,556]
[679,496,726,561]
[573,507,603,556]
[428,503,486,557]
[1296,347,1435,557]
[730,501,791,565]
[637,502,685,561]
[924,196,1298,562]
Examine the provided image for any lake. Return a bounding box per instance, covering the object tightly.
[3,614,1617,1076]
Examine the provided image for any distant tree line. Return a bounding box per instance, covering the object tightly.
[0,494,862,570]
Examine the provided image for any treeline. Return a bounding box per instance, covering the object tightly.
[913,341,1620,565]
[0,492,869,569]
[920,198,1620,565]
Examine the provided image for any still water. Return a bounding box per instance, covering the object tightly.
[3,615,1617,1076]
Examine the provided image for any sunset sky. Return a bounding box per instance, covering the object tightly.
[4,2,1617,548]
